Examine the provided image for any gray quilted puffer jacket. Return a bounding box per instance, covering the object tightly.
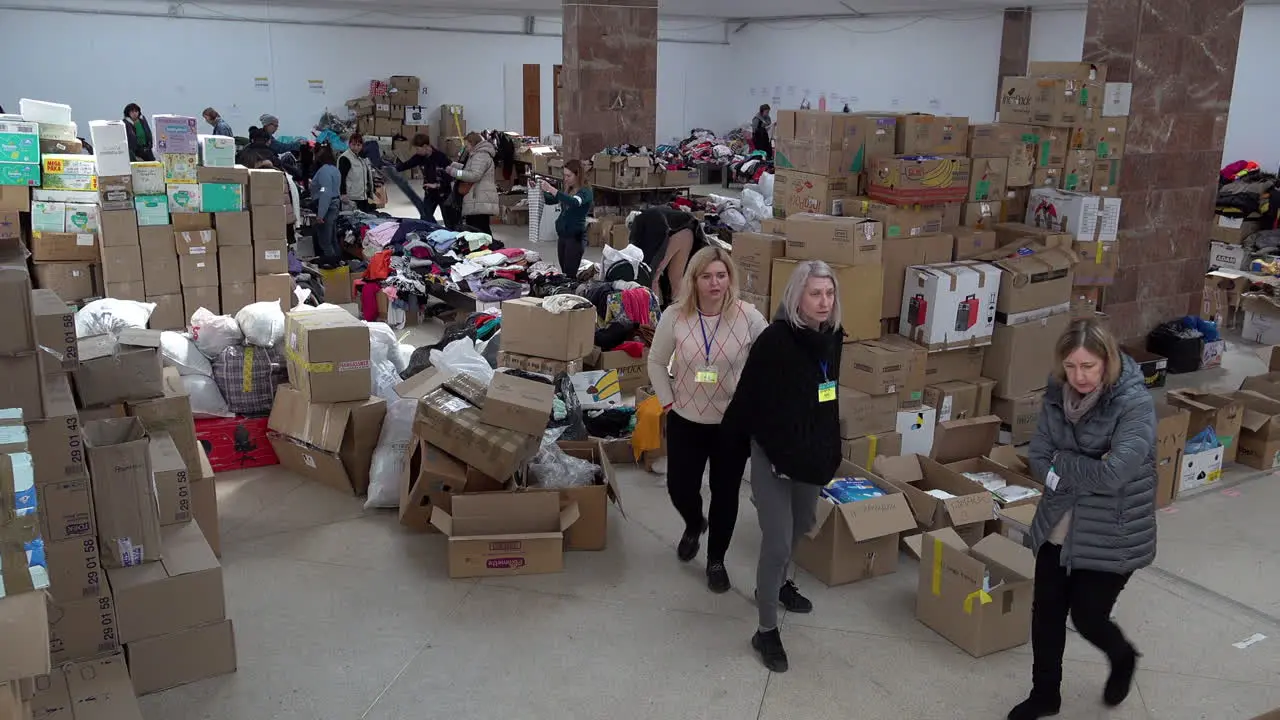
[1027,354,1157,574]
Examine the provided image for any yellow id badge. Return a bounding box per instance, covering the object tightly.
[817,381,837,403]
[695,366,719,384]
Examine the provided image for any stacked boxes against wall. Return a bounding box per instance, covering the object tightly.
[998,61,1129,317]
[771,110,896,219]
[349,76,426,140]
[247,168,294,313]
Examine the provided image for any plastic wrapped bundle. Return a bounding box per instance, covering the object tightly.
[528,440,599,489]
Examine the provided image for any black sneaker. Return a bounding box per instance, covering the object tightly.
[779,580,813,614]
[1103,646,1139,707]
[676,520,706,562]
[751,628,789,673]
[706,563,730,593]
[1006,693,1060,720]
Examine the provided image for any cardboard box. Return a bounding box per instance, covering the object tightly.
[127,369,201,474]
[183,286,221,317]
[1154,402,1189,506]
[984,245,1075,317]
[197,165,249,185]
[1179,445,1223,495]
[876,452,994,544]
[1074,117,1127,160]
[398,435,505,532]
[1028,189,1121,243]
[585,347,649,394]
[256,272,293,312]
[0,588,51,681]
[840,339,914,397]
[31,289,77,371]
[868,156,971,205]
[146,293,185,330]
[27,375,83,485]
[170,213,211,233]
[98,208,139,248]
[1062,149,1097,192]
[0,352,44,421]
[99,175,134,212]
[496,351,583,376]
[993,391,1044,446]
[217,246,254,286]
[1091,159,1122,198]
[429,491,579,578]
[849,197,945,238]
[739,291,770,318]
[174,229,216,256]
[138,228,178,294]
[1122,345,1168,389]
[266,385,387,495]
[794,462,917,586]
[213,211,252,247]
[284,308,372,403]
[771,168,856,218]
[769,257,881,342]
[968,123,1033,158]
[108,522,221,643]
[1210,215,1263,246]
[43,535,102,604]
[952,228,998,260]
[1232,390,1280,470]
[899,262,1002,351]
[148,431,190,526]
[248,169,287,207]
[217,282,252,317]
[924,379,992,423]
[73,330,164,407]
[538,440,623,551]
[480,373,554,436]
[896,115,970,155]
[48,591,119,665]
[731,232,786,295]
[414,387,540,482]
[83,417,162,568]
[916,528,1034,656]
[30,261,93,304]
[839,387,899,438]
[984,312,1071,399]
[254,237,288,275]
[500,297,595,362]
[841,431,902,467]
[107,281,146,302]
[784,213,882,266]
[874,335,929,407]
[1167,390,1244,463]
[881,232,952,321]
[52,651,143,718]
[961,200,1003,230]
[967,157,1008,202]
[125,618,236,696]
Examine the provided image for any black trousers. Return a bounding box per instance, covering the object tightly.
[464,214,492,235]
[1031,543,1133,697]
[558,230,587,278]
[665,410,746,564]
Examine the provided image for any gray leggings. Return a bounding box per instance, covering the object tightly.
[751,439,822,631]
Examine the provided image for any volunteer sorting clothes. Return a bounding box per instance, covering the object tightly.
[393,133,455,225]
[311,144,343,260]
[1009,318,1155,720]
[340,134,376,213]
[538,158,594,278]
[647,247,767,594]
[723,260,844,674]
[446,132,499,234]
[627,206,709,306]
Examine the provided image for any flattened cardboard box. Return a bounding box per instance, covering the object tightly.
[267,384,387,495]
[126,618,237,696]
[415,387,539,482]
[430,491,580,578]
[73,329,164,407]
[108,522,223,644]
[83,417,162,568]
[795,462,916,586]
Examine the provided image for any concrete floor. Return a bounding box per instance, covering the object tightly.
[138,186,1280,719]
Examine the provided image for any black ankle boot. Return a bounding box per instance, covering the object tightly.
[676,520,706,562]
[1007,692,1060,720]
[751,628,789,673]
[1104,646,1139,707]
[706,563,730,593]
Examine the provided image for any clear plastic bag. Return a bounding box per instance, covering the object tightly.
[364,399,417,509]
[429,337,494,383]
[528,439,600,489]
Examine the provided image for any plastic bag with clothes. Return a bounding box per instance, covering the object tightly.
[159,331,212,376]
[364,398,417,509]
[191,307,244,359]
[75,298,155,338]
[236,301,287,348]
[527,438,600,489]
[429,337,494,384]
[211,344,284,417]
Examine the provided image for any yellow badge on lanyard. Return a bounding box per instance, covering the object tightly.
[695,366,719,384]
[695,311,722,385]
[818,381,836,403]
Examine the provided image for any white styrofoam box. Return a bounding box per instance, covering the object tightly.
[152,115,199,155]
[897,406,937,456]
[404,105,427,125]
[31,201,66,232]
[1102,82,1132,117]
[1027,188,1121,242]
[19,98,72,125]
[64,203,99,233]
[131,161,166,194]
[1179,446,1222,495]
[197,135,236,168]
[32,188,97,204]
[899,261,1002,351]
[1209,240,1248,271]
[37,122,76,142]
[89,120,131,177]
[166,183,201,213]
[1243,310,1280,345]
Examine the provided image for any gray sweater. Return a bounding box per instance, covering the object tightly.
[1027,355,1157,575]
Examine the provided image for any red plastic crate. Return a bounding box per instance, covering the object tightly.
[195,416,280,473]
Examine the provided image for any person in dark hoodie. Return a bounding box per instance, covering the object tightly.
[1008,318,1155,720]
[722,259,844,674]
[394,133,453,223]
[123,103,154,161]
[237,127,278,169]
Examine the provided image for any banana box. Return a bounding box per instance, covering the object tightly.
[869,156,971,205]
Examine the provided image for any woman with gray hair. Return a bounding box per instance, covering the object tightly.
[722,260,844,673]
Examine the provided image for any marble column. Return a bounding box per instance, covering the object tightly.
[561,0,658,161]
[1083,0,1244,342]
[996,9,1032,116]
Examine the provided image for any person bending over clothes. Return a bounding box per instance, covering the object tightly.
[539,159,593,278]
[723,259,844,673]
[1008,317,1155,720]
[310,145,343,260]
[627,205,708,306]
[339,134,376,213]
[123,103,154,162]
[445,132,499,234]
[647,247,767,593]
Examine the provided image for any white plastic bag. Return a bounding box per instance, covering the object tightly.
[364,399,417,509]
[159,331,212,376]
[393,344,414,373]
[372,360,402,402]
[75,298,155,338]
[190,307,243,359]
[236,301,286,347]
[179,374,233,418]
[366,322,399,365]
[429,337,494,383]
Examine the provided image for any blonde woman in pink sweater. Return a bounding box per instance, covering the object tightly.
[647,246,768,593]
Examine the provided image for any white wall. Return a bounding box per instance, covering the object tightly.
[0,1,729,146]
[1027,9,1086,66]
[1223,5,1280,170]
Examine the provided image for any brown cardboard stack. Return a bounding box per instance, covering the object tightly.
[771,111,896,218]
[770,213,885,342]
[7,181,100,306]
[729,231,785,318]
[438,104,466,155]
[247,169,293,313]
[348,76,423,138]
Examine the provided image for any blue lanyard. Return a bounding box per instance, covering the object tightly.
[698,311,721,366]
[819,361,830,383]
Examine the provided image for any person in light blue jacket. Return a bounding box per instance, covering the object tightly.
[311,144,342,259]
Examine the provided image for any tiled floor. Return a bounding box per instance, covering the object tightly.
[139,186,1280,719]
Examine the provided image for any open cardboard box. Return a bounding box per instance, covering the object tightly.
[1167,389,1243,464]
[1154,402,1190,506]
[945,456,1043,510]
[794,461,917,586]
[429,491,580,579]
[1232,389,1280,470]
[916,527,1034,657]
[399,437,508,532]
[541,440,625,551]
[266,384,387,495]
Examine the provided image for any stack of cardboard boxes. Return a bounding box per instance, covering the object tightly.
[348,76,427,140]
[438,104,467,160]
[247,168,294,313]
[771,110,894,218]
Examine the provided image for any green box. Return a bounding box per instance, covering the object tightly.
[0,162,40,186]
[199,183,244,213]
[0,122,40,165]
[134,194,170,226]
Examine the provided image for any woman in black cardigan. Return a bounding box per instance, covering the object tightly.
[723,259,844,674]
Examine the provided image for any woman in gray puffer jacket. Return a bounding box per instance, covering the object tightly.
[1009,318,1156,720]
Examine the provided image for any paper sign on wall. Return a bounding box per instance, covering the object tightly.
[308,79,325,94]
[254,76,270,91]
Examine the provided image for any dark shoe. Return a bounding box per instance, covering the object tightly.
[751,629,789,673]
[706,563,730,594]
[1006,693,1061,720]
[676,520,706,562]
[779,580,813,614]
[1103,646,1139,707]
